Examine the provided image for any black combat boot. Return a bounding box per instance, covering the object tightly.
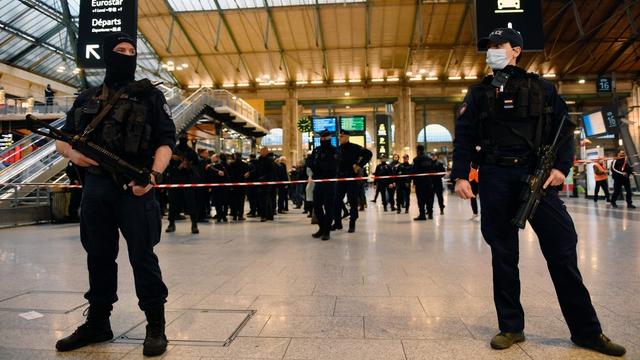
[56,304,113,352]
[165,222,176,233]
[143,306,168,357]
[572,333,626,357]
[312,228,323,238]
[414,214,426,221]
[348,220,356,233]
[191,222,199,234]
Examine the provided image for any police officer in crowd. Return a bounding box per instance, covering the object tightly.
[452,27,625,356]
[610,150,636,208]
[412,145,434,220]
[309,129,339,240]
[195,148,212,222]
[429,152,446,215]
[373,155,393,211]
[165,134,199,234]
[394,154,412,214]
[54,32,174,356]
[334,129,372,232]
[229,152,249,220]
[206,153,230,222]
[387,154,400,211]
[276,156,290,214]
[251,147,278,222]
[246,153,260,217]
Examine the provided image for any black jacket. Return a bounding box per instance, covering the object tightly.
[338,142,372,177]
[374,162,393,186]
[412,154,433,186]
[309,143,339,180]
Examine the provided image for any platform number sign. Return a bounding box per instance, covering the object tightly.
[597,76,613,93]
[603,108,619,134]
[77,0,138,68]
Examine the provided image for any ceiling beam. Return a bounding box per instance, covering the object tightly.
[442,0,470,76]
[263,0,291,82]
[160,0,219,86]
[212,0,255,83]
[60,0,88,89]
[314,0,330,82]
[597,0,640,74]
[402,0,421,77]
[364,0,371,77]
[6,23,66,63]
[17,0,74,30]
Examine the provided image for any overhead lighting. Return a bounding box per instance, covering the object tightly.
[333,79,346,84]
[237,83,250,87]
[296,80,309,85]
[425,76,439,81]
[72,67,81,74]
[273,81,286,86]
[182,63,189,68]
[371,78,385,82]
[311,80,324,85]
[406,71,413,76]
[409,77,422,81]
[261,74,271,81]
[258,82,272,86]
[461,89,468,93]
[566,100,576,105]
[222,83,235,88]
[188,84,200,89]
[464,75,477,80]
[578,79,586,84]
[348,79,361,83]
[543,73,556,78]
[419,69,427,75]
[202,84,213,88]
[386,77,400,82]
[176,66,183,71]
[346,105,351,109]
[344,92,350,96]
[448,76,462,80]
[57,66,66,73]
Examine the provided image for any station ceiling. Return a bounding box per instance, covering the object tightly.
[0,0,638,91]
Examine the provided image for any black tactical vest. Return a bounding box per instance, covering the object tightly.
[73,80,155,166]
[475,73,551,153]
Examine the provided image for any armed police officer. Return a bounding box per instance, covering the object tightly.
[309,129,339,240]
[452,28,625,356]
[54,32,174,357]
[334,129,372,233]
[412,145,434,220]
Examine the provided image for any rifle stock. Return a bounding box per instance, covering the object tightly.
[26,114,151,189]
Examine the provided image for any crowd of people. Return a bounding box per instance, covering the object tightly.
[591,149,636,208]
[156,131,449,238]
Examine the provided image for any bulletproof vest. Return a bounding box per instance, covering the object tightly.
[476,74,551,152]
[73,80,155,165]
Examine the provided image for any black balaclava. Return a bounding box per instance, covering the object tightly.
[103,32,137,87]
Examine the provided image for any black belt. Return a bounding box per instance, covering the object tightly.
[481,154,530,167]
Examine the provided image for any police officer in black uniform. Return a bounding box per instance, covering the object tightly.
[54,32,174,357]
[309,129,339,240]
[334,129,372,232]
[412,145,434,220]
[165,134,200,234]
[452,28,625,356]
[394,154,412,214]
[246,153,260,217]
[229,152,249,220]
[251,147,277,222]
[373,156,393,211]
[429,152,446,215]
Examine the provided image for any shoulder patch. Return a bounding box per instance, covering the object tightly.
[459,103,467,116]
[163,103,172,119]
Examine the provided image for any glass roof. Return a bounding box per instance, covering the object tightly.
[0,0,174,90]
[168,0,365,12]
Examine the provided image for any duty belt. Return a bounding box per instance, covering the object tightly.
[481,154,530,167]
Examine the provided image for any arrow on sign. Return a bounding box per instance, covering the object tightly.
[85,44,100,60]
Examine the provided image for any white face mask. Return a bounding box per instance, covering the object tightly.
[486,48,510,70]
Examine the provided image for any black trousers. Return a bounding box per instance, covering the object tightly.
[593,180,610,202]
[387,186,396,208]
[259,185,274,220]
[80,175,168,311]
[415,182,434,215]
[335,180,360,225]
[247,186,259,215]
[611,178,633,205]
[197,187,210,220]
[429,182,445,211]
[168,187,197,223]
[470,181,479,215]
[278,185,289,211]
[68,187,82,220]
[212,188,229,219]
[396,182,410,210]
[230,187,246,218]
[479,164,601,338]
[313,182,336,234]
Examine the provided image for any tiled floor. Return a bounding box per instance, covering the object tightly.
[0,193,638,359]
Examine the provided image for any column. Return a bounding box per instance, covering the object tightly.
[395,87,416,158]
[282,89,302,165]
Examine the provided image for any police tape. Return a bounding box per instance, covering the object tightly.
[0,172,449,189]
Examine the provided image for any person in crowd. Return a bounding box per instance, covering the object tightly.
[412,145,434,220]
[611,150,636,209]
[44,84,55,111]
[386,154,400,211]
[373,155,393,211]
[207,153,230,223]
[592,158,610,204]
[54,32,173,356]
[308,129,339,240]
[229,152,249,221]
[246,153,260,217]
[277,156,290,214]
[429,152,446,215]
[251,147,278,222]
[394,154,412,214]
[195,148,212,222]
[334,129,372,232]
[166,134,200,234]
[452,27,625,356]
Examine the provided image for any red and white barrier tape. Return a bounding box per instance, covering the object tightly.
[0,172,449,189]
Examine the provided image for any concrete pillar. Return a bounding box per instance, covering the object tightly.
[282,89,302,164]
[395,87,416,159]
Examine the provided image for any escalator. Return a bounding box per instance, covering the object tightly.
[0,87,266,208]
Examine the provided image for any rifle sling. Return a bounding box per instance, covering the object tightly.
[81,85,130,139]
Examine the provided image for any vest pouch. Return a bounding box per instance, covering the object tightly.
[528,84,543,117]
[112,101,132,123]
[101,119,123,152]
[123,102,148,154]
[516,87,529,118]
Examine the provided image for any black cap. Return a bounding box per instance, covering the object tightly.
[103,31,136,52]
[319,129,331,137]
[478,28,523,50]
[339,129,351,136]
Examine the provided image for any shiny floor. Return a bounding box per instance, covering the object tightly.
[0,192,639,359]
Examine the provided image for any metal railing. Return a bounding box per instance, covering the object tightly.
[0,96,76,116]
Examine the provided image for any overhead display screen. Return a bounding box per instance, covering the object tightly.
[475,0,544,51]
[312,117,337,133]
[340,116,366,132]
[313,136,338,147]
[583,111,607,137]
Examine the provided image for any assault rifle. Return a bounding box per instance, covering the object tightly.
[26,115,151,190]
[512,114,569,229]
